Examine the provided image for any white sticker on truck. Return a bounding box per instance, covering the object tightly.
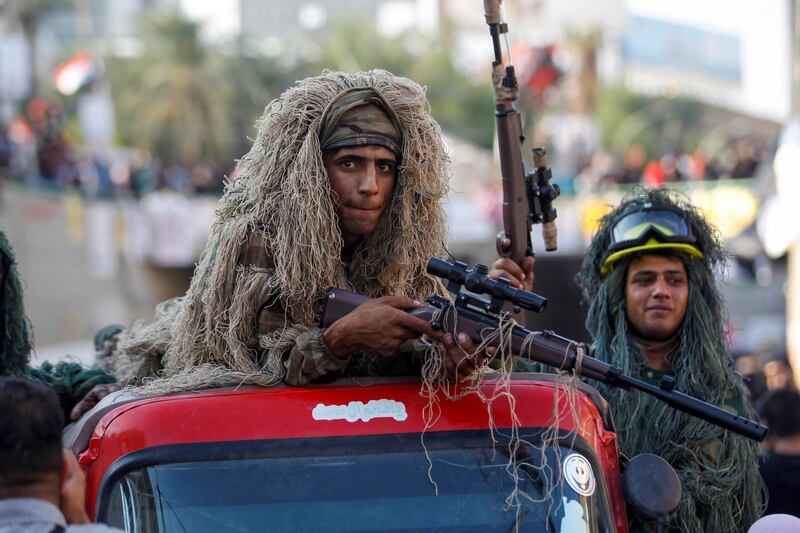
[562,453,596,497]
[312,399,408,422]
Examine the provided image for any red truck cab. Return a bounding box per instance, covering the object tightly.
[65,374,628,532]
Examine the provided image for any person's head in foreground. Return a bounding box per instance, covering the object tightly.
[0,376,95,527]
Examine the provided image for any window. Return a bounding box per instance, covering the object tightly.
[100,430,613,532]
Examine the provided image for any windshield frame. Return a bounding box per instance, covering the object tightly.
[96,428,616,531]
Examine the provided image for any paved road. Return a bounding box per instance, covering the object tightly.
[0,183,192,363]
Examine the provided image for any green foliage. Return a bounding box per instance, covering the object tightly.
[593,85,706,160]
[108,11,268,167]
[308,19,495,148]
[107,12,497,167]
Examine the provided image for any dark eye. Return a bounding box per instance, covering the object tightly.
[378,161,395,173]
[341,159,356,169]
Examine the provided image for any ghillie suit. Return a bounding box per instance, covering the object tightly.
[576,188,762,531]
[101,70,450,394]
[0,230,115,421]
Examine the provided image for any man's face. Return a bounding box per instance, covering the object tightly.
[764,360,794,391]
[624,254,689,341]
[323,145,397,247]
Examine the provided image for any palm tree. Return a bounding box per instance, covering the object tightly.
[0,0,70,96]
[310,19,495,148]
[111,12,261,167]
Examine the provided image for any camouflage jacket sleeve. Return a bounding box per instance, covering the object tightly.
[258,302,350,386]
[258,303,429,386]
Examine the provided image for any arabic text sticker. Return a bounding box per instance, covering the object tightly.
[312,399,408,422]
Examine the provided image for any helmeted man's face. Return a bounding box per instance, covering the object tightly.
[323,145,397,247]
[624,254,689,341]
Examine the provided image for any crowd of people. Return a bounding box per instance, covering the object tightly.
[573,138,766,192]
[1,70,798,531]
[0,97,228,200]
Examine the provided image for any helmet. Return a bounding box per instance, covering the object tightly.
[600,202,703,276]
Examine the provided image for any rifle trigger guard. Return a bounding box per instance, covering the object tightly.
[427,296,451,331]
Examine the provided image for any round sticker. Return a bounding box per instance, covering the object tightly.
[563,453,596,497]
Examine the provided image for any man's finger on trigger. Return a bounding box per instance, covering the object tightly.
[457,332,476,352]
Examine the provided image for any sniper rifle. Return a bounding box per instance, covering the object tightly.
[320,257,767,443]
[483,0,560,325]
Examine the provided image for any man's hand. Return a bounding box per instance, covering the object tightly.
[490,237,535,291]
[70,383,121,421]
[440,333,499,383]
[61,450,90,524]
[323,296,442,359]
[489,257,535,292]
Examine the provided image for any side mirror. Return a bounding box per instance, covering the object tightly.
[622,453,681,528]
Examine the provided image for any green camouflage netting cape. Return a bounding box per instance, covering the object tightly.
[576,188,763,531]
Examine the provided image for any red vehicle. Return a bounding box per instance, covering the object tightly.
[65,374,631,532]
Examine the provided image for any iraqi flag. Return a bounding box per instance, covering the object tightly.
[53,52,97,95]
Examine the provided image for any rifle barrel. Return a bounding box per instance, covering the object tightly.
[319,288,767,442]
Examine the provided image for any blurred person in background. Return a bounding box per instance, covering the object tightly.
[735,352,768,405]
[0,124,11,174]
[757,389,800,517]
[763,358,796,392]
[577,188,762,531]
[619,144,645,184]
[0,376,123,532]
[731,137,761,179]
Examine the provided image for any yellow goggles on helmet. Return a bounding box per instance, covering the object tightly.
[600,203,704,276]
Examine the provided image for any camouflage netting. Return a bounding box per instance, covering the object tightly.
[0,230,32,377]
[95,70,604,521]
[0,229,115,421]
[101,70,451,394]
[577,187,763,531]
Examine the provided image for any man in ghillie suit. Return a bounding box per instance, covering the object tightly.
[576,188,762,531]
[97,70,530,396]
[0,229,116,422]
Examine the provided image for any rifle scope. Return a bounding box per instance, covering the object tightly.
[427,258,547,313]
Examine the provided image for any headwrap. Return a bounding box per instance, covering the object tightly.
[318,88,403,158]
[577,187,763,531]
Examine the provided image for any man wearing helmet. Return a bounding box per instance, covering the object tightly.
[577,188,762,530]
